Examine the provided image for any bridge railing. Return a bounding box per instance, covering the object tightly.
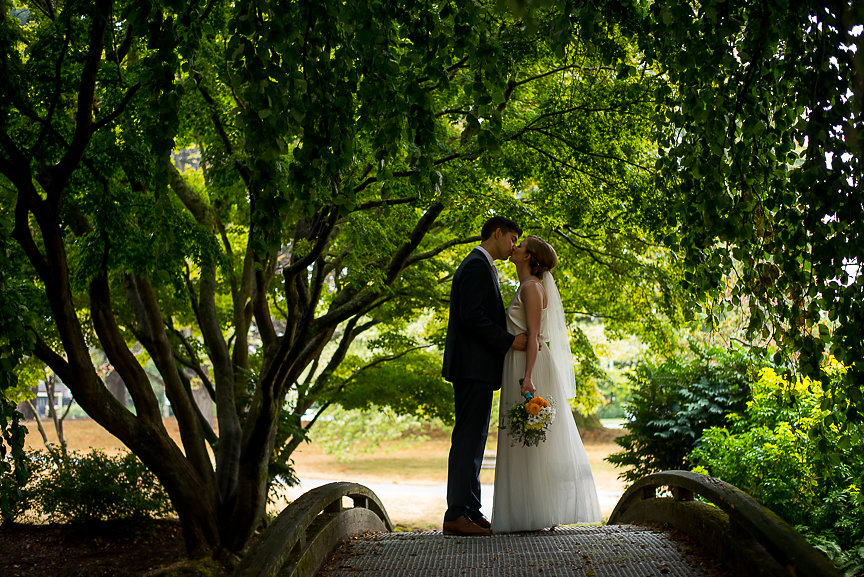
[607,470,840,577]
[233,481,393,577]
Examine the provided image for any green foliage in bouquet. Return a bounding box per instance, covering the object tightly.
[502,395,555,447]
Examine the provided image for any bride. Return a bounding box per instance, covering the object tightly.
[491,235,602,533]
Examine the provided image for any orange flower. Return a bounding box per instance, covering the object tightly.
[525,402,542,416]
[527,396,549,410]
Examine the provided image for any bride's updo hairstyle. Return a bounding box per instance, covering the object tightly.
[524,235,558,277]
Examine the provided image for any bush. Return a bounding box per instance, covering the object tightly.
[606,344,755,483]
[694,422,817,525]
[0,455,29,523]
[30,449,174,523]
[691,363,864,566]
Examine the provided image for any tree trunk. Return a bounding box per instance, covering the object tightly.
[105,370,129,408]
[25,399,50,446]
[573,410,603,431]
[17,397,36,420]
[45,374,69,454]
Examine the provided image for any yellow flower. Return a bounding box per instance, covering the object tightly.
[525,402,542,416]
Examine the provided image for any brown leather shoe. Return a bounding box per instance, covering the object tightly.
[470,515,491,529]
[442,515,492,536]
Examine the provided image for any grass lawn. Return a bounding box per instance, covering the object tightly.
[22,417,627,530]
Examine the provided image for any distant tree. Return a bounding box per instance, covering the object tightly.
[25,369,74,455]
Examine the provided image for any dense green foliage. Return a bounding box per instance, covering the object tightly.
[0,238,31,523]
[14,449,174,524]
[607,345,754,483]
[634,0,864,421]
[0,396,28,523]
[0,0,679,554]
[692,364,864,573]
[325,349,454,423]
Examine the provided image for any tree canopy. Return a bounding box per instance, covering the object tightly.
[0,0,677,556]
[633,0,863,437]
[2,0,860,561]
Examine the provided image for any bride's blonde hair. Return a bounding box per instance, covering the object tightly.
[524,235,558,277]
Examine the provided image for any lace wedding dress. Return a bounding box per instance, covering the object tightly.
[491,273,602,533]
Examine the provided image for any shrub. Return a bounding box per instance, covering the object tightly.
[30,449,174,523]
[606,344,755,483]
[694,421,818,525]
[691,364,864,560]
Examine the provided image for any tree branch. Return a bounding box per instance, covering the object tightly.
[49,0,111,206]
[34,20,71,152]
[30,331,76,387]
[351,153,470,196]
[11,182,49,279]
[281,209,339,280]
[91,82,142,133]
[406,235,480,267]
[336,344,433,394]
[168,324,217,402]
[176,365,219,447]
[90,272,163,425]
[530,127,654,173]
[194,71,253,189]
[381,204,446,283]
[124,273,214,480]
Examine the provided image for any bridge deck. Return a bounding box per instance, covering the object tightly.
[317,525,733,577]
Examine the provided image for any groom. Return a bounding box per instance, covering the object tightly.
[442,216,526,536]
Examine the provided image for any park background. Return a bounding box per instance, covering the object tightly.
[2,0,863,575]
[18,414,625,530]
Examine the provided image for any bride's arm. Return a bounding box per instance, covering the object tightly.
[520,281,544,397]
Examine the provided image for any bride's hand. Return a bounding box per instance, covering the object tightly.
[520,377,536,397]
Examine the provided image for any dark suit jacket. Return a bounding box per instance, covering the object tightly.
[442,249,514,387]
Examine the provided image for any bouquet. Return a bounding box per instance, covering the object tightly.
[501,383,556,447]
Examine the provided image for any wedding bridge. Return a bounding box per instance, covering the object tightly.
[232,471,839,577]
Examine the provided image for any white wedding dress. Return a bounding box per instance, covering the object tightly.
[491,274,602,532]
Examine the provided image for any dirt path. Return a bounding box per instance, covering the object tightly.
[282,430,626,529]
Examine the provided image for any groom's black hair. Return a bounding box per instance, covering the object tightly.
[480,216,522,240]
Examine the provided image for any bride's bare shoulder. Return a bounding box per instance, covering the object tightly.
[519,277,546,304]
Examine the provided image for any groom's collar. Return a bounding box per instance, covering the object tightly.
[475,245,495,268]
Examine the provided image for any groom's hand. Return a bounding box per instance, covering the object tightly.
[511,333,528,351]
[512,334,542,351]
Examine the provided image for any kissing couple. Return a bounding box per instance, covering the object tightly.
[441,216,602,535]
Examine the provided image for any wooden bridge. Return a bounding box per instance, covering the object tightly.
[232,471,840,577]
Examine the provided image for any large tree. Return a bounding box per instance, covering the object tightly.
[0,0,676,556]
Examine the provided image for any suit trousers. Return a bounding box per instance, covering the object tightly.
[445,379,493,521]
